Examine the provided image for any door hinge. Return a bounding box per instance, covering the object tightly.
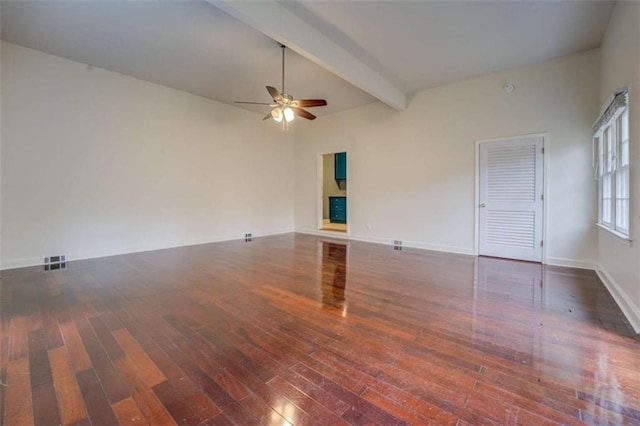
[541,240,544,247]
[541,194,544,201]
[542,147,545,154]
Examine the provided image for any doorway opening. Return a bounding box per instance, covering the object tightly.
[319,152,347,233]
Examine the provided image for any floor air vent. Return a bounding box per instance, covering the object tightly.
[44,255,67,271]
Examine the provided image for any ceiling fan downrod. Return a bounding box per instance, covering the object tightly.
[280,44,286,95]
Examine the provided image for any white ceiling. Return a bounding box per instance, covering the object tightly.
[1,0,615,117]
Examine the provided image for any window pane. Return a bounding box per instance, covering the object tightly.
[602,173,612,224]
[602,198,612,225]
[616,166,630,233]
[621,139,629,167]
[598,135,605,176]
[605,128,615,172]
[621,110,629,167]
[602,173,612,197]
[616,200,629,232]
[616,166,629,198]
[621,109,628,141]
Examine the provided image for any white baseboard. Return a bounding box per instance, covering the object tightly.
[1,256,45,271]
[596,265,640,334]
[0,228,295,271]
[295,228,475,256]
[545,257,596,270]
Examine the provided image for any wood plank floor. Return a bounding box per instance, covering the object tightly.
[1,233,639,425]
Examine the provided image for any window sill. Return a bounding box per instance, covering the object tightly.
[596,223,633,246]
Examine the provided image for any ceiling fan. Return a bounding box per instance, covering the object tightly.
[235,44,327,124]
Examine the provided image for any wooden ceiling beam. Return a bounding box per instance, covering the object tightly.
[207,0,407,111]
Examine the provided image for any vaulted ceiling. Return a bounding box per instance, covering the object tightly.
[1,0,615,117]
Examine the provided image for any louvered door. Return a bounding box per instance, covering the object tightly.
[479,136,543,262]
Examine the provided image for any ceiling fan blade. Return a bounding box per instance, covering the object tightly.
[262,112,273,121]
[291,107,316,120]
[235,101,272,105]
[295,99,327,108]
[266,86,283,102]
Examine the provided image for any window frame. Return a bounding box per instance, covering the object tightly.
[595,106,630,239]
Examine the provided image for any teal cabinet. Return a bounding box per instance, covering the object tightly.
[329,196,347,223]
[335,152,347,180]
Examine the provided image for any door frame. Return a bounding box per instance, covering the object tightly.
[473,133,548,263]
[317,150,350,235]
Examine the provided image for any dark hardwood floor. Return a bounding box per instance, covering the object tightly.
[1,233,638,425]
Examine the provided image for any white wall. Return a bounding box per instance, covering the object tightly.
[597,1,640,332]
[1,42,294,269]
[295,49,600,267]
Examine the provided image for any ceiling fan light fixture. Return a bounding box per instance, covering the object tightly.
[234,45,326,124]
[271,108,283,122]
[283,107,295,122]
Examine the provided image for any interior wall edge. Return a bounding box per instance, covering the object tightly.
[545,257,597,271]
[295,228,476,256]
[596,264,640,334]
[0,228,295,271]
[296,230,604,273]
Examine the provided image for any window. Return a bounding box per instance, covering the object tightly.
[594,89,630,238]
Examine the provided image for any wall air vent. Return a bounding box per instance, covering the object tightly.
[44,255,67,271]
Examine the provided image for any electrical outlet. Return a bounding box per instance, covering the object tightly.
[245,233,253,242]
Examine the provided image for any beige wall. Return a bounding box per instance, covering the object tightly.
[597,1,640,332]
[322,154,347,219]
[295,49,600,266]
[1,42,295,269]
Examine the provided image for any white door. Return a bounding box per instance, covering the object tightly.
[478,136,544,262]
